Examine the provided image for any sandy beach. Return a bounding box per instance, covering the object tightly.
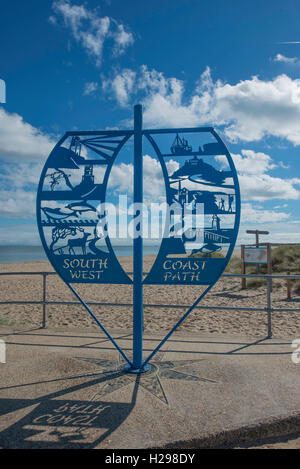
[0,255,299,338]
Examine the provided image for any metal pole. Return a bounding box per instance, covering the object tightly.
[42,273,47,329]
[256,231,260,274]
[241,245,246,289]
[130,104,148,373]
[287,271,291,299]
[267,242,272,292]
[267,276,272,338]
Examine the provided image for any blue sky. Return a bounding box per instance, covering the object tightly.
[1,0,300,245]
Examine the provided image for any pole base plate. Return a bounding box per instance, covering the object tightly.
[124,363,151,374]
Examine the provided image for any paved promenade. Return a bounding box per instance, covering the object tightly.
[0,328,299,448]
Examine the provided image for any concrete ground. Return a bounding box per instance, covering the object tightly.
[0,327,299,449]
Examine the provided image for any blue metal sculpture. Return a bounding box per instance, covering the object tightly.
[37,104,240,373]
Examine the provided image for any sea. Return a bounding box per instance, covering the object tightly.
[0,245,160,264]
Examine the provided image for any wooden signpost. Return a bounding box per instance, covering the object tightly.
[241,230,271,289]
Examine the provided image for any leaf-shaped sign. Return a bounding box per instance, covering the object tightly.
[36,106,240,372]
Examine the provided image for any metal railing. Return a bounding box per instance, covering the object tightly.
[0,271,300,338]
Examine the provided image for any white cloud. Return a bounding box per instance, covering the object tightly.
[104,65,186,121]
[104,152,300,207]
[238,173,300,201]
[52,0,134,66]
[112,23,134,56]
[0,163,43,218]
[104,65,300,146]
[108,161,133,194]
[48,15,57,25]
[83,81,98,96]
[241,202,290,224]
[1,97,298,244]
[107,155,169,200]
[102,69,136,106]
[218,149,300,201]
[230,150,276,175]
[1,101,298,225]
[1,162,42,189]
[192,71,300,145]
[143,155,169,200]
[0,189,36,218]
[0,154,296,244]
[0,108,54,163]
[273,53,298,64]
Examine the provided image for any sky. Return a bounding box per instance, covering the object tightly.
[1,0,300,246]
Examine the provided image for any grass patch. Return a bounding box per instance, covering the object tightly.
[0,314,13,327]
[271,245,300,274]
[227,245,300,275]
[190,251,225,258]
[292,279,300,295]
[225,245,300,291]
[245,278,266,288]
[0,313,26,328]
[225,256,242,274]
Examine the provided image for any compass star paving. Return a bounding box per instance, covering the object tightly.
[78,352,218,405]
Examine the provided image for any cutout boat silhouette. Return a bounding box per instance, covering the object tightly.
[170,134,193,155]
